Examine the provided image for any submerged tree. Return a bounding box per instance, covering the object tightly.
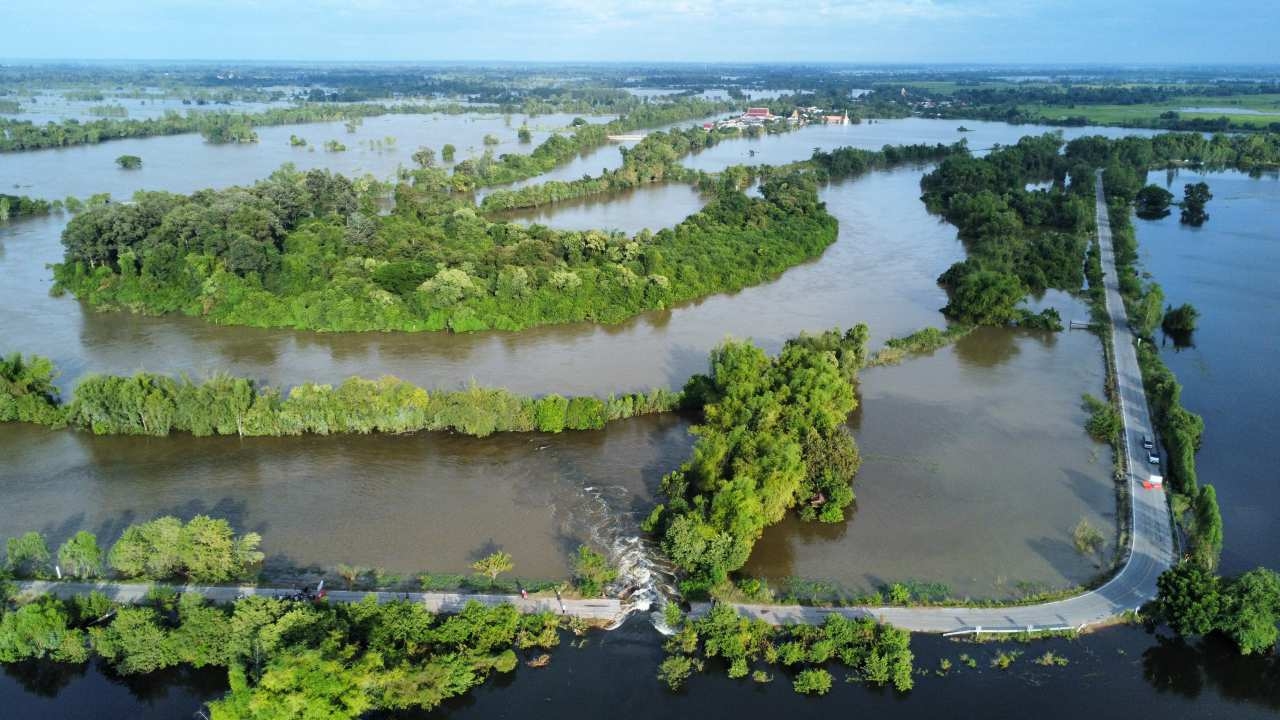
[1135,184,1174,219]
[1180,182,1212,226]
[1162,303,1200,334]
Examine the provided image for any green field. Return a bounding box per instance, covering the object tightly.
[1033,93,1280,128]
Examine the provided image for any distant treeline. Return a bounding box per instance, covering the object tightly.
[0,352,681,438]
[0,95,733,153]
[479,125,735,211]
[883,83,1280,134]
[53,163,836,333]
[480,136,965,214]
[450,97,732,190]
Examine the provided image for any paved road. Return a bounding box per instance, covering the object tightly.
[17,176,1174,635]
[692,171,1176,633]
[18,580,624,622]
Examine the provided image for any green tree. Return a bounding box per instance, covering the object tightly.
[109,516,185,578]
[210,648,378,720]
[5,531,52,578]
[114,154,142,169]
[943,270,1026,325]
[657,654,700,690]
[471,551,514,587]
[793,667,833,695]
[1135,185,1174,219]
[108,516,262,582]
[1180,182,1212,226]
[441,143,456,162]
[572,545,618,597]
[0,597,88,663]
[336,563,367,590]
[181,514,264,583]
[1133,283,1165,337]
[1162,303,1199,334]
[1083,394,1122,443]
[517,126,532,143]
[57,531,103,578]
[1221,568,1280,655]
[1191,485,1224,570]
[412,146,436,168]
[1155,562,1222,636]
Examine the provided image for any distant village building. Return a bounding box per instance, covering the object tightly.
[743,107,774,120]
[822,110,849,125]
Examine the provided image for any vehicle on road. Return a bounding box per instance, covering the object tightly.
[1142,434,1154,450]
[1147,451,1160,465]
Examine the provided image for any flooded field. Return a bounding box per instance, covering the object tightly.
[0,115,1125,601]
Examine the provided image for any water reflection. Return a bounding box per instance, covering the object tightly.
[1134,170,1280,578]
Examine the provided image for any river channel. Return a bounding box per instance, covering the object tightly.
[2,111,1277,718]
[0,116,1124,595]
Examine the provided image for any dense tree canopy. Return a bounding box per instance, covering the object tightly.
[1155,563,1280,656]
[1,352,680,438]
[921,133,1091,328]
[650,327,867,593]
[661,606,914,693]
[54,164,837,333]
[0,589,562,719]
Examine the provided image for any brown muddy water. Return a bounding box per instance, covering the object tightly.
[0,117,1119,597]
[0,165,967,396]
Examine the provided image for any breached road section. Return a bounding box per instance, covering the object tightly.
[690,170,1177,633]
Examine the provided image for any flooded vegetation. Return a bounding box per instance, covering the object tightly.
[3,54,1280,716]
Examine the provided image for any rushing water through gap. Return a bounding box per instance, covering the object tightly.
[0,117,1128,598]
[8,118,1277,716]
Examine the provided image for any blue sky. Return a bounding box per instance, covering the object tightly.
[6,0,1279,64]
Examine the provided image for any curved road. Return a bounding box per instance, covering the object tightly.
[693,170,1176,633]
[16,174,1174,635]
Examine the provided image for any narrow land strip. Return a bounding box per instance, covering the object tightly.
[14,173,1174,633]
[18,580,623,622]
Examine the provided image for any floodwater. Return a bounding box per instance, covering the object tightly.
[0,116,1119,595]
[3,112,597,199]
[473,115,720,196]
[1134,169,1280,577]
[681,116,1158,172]
[1,90,285,124]
[748,323,1116,599]
[0,164,974,396]
[0,414,690,580]
[6,614,1278,719]
[496,183,706,233]
[3,109,1273,717]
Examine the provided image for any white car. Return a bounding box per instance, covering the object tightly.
[1147,451,1160,466]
